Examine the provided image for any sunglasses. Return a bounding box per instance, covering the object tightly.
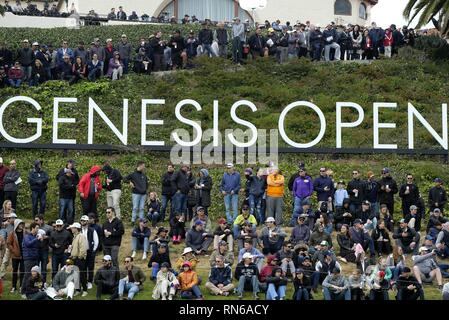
[407,177,413,180]
[106,211,112,214]
[352,172,358,174]
[124,261,131,263]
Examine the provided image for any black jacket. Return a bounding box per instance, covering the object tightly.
[56,167,79,189]
[235,262,259,279]
[171,169,191,195]
[58,174,76,199]
[347,178,365,204]
[161,171,176,196]
[248,34,266,52]
[102,166,122,191]
[428,186,447,211]
[195,175,212,207]
[215,29,228,45]
[94,265,120,287]
[28,168,49,192]
[209,265,232,285]
[198,28,214,45]
[49,229,73,255]
[399,183,420,207]
[102,218,125,246]
[124,170,148,195]
[393,227,419,246]
[149,37,166,55]
[149,251,171,267]
[378,176,398,205]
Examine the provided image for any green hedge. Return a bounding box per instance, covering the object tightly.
[414,36,449,60]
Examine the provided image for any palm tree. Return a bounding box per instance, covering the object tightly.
[403,0,449,35]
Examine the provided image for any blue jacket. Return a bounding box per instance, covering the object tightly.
[220,172,241,194]
[132,226,151,239]
[248,176,266,197]
[28,165,49,192]
[208,265,232,286]
[323,28,338,44]
[56,47,74,67]
[313,175,334,201]
[22,233,40,260]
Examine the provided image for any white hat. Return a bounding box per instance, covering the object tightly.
[55,219,64,226]
[106,38,112,42]
[0,157,3,163]
[226,163,234,168]
[37,229,46,237]
[67,222,81,229]
[31,265,41,274]
[242,252,253,260]
[80,215,89,221]
[103,255,112,261]
[419,246,430,253]
[265,217,276,223]
[182,247,193,255]
[32,42,39,46]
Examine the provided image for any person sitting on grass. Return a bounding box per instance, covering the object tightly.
[149,243,171,280]
[47,259,78,300]
[25,266,50,300]
[175,247,199,272]
[169,212,185,244]
[275,241,296,278]
[150,227,170,256]
[259,255,279,292]
[393,218,420,254]
[236,220,258,251]
[238,239,265,271]
[235,252,260,300]
[412,247,443,289]
[312,252,341,291]
[213,217,233,252]
[292,268,311,300]
[152,262,179,300]
[309,223,333,254]
[94,255,120,300]
[290,214,310,245]
[348,269,366,300]
[372,219,393,256]
[205,255,234,296]
[259,217,287,255]
[266,267,288,300]
[118,256,146,300]
[322,267,351,300]
[396,266,424,300]
[186,220,213,255]
[131,218,151,260]
[209,240,234,267]
[233,204,257,239]
[178,261,204,300]
[368,270,389,300]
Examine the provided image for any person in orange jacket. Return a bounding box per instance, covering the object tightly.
[78,166,103,216]
[266,167,285,225]
[177,261,204,299]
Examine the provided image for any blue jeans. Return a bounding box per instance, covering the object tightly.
[38,250,49,283]
[59,198,74,224]
[118,279,139,299]
[173,192,187,215]
[8,79,22,87]
[147,211,161,227]
[161,195,173,221]
[266,284,286,300]
[32,190,46,217]
[389,266,403,281]
[122,58,129,74]
[202,44,216,57]
[437,246,449,259]
[237,275,259,295]
[181,284,202,299]
[151,262,160,279]
[249,194,263,224]
[294,288,310,300]
[293,196,306,218]
[132,193,146,222]
[439,264,449,278]
[52,252,68,279]
[224,194,239,223]
[323,287,351,300]
[131,237,149,253]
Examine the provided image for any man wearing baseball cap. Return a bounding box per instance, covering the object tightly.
[396,266,424,300]
[213,218,233,252]
[118,33,131,74]
[0,157,9,207]
[378,167,398,215]
[190,206,212,233]
[67,222,88,296]
[80,215,99,290]
[349,218,375,257]
[260,217,287,255]
[48,259,77,300]
[393,218,420,254]
[56,160,79,221]
[412,246,443,289]
[94,255,120,300]
[49,219,72,279]
[399,173,420,218]
[235,252,259,299]
[322,267,350,300]
[186,219,213,255]
[404,204,421,231]
[220,163,241,224]
[209,240,234,267]
[233,204,257,239]
[429,178,446,213]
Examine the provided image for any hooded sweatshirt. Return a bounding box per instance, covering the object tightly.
[7,219,24,259]
[78,166,102,200]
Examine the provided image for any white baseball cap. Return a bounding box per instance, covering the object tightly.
[55,219,64,226]
[226,163,234,168]
[103,255,112,261]
[242,252,253,259]
[67,222,81,229]
[80,215,89,221]
[265,217,276,223]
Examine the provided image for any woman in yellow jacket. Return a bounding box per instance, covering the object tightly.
[177,261,204,299]
[266,167,285,226]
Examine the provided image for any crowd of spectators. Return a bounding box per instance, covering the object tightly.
[0,158,448,300]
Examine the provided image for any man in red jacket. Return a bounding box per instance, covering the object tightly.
[78,166,102,216]
[0,157,9,208]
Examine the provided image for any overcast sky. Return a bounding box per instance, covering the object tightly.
[371,0,433,29]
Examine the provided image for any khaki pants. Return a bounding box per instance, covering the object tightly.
[0,248,10,278]
[213,234,233,252]
[205,281,235,295]
[106,189,122,219]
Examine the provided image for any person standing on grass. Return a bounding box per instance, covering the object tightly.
[399,173,420,218]
[205,255,234,296]
[28,160,49,218]
[80,215,98,290]
[102,207,124,268]
[78,165,102,216]
[21,222,42,296]
[0,157,10,208]
[4,159,21,210]
[220,163,241,224]
[171,164,193,220]
[6,218,24,293]
[292,168,313,220]
[33,214,52,287]
[124,161,149,223]
[266,167,285,226]
[67,222,88,297]
[429,178,447,213]
[102,162,122,219]
[49,219,72,280]
[378,168,398,215]
[161,163,176,221]
[58,168,76,224]
[56,160,79,220]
